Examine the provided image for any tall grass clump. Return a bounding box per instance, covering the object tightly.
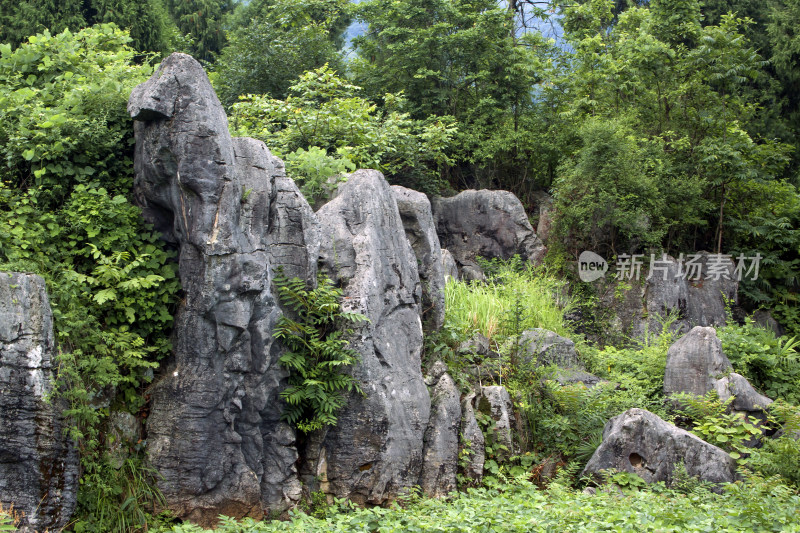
[444,257,573,342]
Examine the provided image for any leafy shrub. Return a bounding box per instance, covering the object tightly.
[282,146,354,206]
[747,401,800,487]
[155,475,800,532]
[719,317,800,403]
[0,26,178,531]
[273,271,368,432]
[229,65,456,195]
[673,391,763,461]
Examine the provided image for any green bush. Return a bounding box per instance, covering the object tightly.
[719,317,800,404]
[273,271,368,433]
[444,258,573,343]
[229,65,456,195]
[0,26,178,531]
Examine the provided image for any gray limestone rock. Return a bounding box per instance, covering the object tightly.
[714,373,773,413]
[419,366,461,497]
[460,393,485,482]
[309,169,429,505]
[0,273,78,532]
[583,408,737,488]
[685,252,737,328]
[432,189,545,267]
[441,249,459,282]
[478,386,515,461]
[519,329,581,368]
[392,185,446,331]
[664,326,733,399]
[753,310,784,338]
[129,53,307,526]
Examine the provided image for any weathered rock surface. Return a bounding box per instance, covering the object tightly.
[519,329,581,368]
[478,386,515,461]
[551,368,605,387]
[129,53,310,526]
[432,189,545,267]
[419,362,461,497]
[663,326,732,398]
[753,310,784,338]
[460,393,485,482]
[685,252,738,328]
[308,169,429,505]
[583,408,737,487]
[532,191,554,244]
[441,249,459,281]
[714,373,773,413]
[458,333,493,358]
[392,185,446,330]
[636,255,689,338]
[0,273,78,532]
[598,253,738,342]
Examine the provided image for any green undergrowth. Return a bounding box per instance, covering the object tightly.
[157,474,800,533]
[443,257,573,343]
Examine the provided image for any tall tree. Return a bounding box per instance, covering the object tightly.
[167,0,234,61]
[0,0,175,53]
[216,0,349,104]
[351,0,558,195]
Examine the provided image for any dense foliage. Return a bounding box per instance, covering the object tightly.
[273,271,367,433]
[0,26,179,531]
[3,0,800,530]
[157,475,800,532]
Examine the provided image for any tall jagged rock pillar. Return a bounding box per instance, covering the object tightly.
[128,53,316,526]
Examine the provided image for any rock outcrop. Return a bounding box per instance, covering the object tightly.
[307,169,430,505]
[714,373,773,413]
[419,362,461,497]
[392,185,446,330]
[664,326,732,398]
[583,408,737,488]
[602,253,738,341]
[432,189,545,268]
[478,386,515,461]
[0,273,78,532]
[460,393,485,482]
[664,326,772,418]
[129,53,312,525]
[519,329,581,368]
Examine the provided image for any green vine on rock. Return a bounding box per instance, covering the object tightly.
[273,270,368,433]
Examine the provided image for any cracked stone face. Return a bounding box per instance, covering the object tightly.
[306,170,430,505]
[129,53,316,527]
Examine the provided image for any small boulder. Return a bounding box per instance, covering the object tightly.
[458,333,493,358]
[583,408,737,488]
[478,386,515,461]
[519,329,581,368]
[441,249,459,282]
[419,364,461,497]
[664,326,732,398]
[752,310,784,338]
[714,373,773,413]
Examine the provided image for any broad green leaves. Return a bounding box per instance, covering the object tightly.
[273,271,368,432]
